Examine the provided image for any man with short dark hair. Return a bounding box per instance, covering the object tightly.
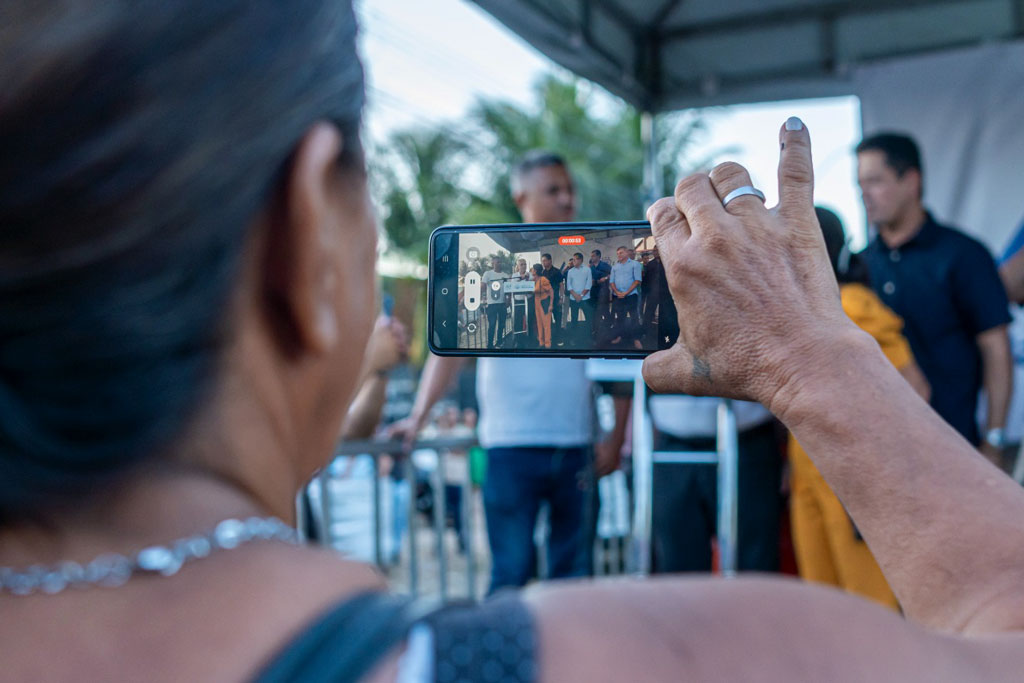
[857,132,1012,460]
[589,249,611,303]
[610,245,643,349]
[481,256,508,349]
[394,151,621,594]
[565,252,593,344]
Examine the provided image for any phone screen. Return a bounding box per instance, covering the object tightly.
[428,221,679,358]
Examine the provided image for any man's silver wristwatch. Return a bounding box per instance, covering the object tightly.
[985,427,1007,449]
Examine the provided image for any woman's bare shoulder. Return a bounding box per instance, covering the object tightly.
[0,544,386,682]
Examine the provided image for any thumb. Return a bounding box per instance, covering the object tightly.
[642,343,711,396]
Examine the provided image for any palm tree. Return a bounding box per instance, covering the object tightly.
[372,73,717,265]
[371,127,475,264]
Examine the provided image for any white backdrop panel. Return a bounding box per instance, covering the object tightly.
[855,41,1024,255]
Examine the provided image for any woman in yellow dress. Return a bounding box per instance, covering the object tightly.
[789,208,931,610]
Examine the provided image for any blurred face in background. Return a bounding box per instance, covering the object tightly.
[515,163,576,223]
[857,150,921,228]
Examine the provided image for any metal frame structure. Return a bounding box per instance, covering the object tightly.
[308,436,482,601]
[586,360,741,576]
[470,0,1024,112]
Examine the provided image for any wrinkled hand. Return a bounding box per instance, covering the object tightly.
[364,315,409,376]
[642,118,856,414]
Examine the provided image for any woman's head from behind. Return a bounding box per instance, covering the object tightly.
[0,1,375,523]
[814,207,870,286]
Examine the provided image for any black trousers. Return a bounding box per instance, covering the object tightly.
[651,421,781,573]
[486,304,506,349]
[550,294,562,344]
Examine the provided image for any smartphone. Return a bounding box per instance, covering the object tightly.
[428,221,679,358]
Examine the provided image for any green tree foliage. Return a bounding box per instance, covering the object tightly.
[373,73,716,264]
[459,250,513,278]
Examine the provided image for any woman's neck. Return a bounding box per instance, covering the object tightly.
[0,468,272,568]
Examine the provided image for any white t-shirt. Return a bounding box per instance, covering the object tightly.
[648,395,772,439]
[482,269,507,305]
[476,358,593,448]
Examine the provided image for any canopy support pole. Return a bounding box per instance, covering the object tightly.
[641,111,662,209]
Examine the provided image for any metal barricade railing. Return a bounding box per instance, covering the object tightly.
[586,360,741,577]
[307,436,481,601]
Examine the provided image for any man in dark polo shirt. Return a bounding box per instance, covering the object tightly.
[857,133,1012,461]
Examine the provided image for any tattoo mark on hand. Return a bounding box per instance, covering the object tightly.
[692,357,712,384]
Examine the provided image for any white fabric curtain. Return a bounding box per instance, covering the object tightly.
[854,41,1024,255]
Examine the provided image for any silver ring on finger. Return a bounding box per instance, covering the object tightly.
[721,185,766,208]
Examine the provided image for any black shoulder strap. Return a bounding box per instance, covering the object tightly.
[253,592,433,683]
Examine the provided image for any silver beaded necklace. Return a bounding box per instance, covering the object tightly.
[0,516,297,596]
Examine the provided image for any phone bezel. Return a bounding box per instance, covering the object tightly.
[427,220,656,359]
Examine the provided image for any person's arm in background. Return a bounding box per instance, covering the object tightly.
[999,248,1024,303]
[340,316,408,440]
[386,353,464,449]
[595,392,630,477]
[951,238,1014,463]
[978,325,1013,464]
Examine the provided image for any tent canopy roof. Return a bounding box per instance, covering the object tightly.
[471,0,1024,111]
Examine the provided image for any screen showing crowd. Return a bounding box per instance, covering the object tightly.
[453,227,679,353]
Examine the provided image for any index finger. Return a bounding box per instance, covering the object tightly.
[777,116,814,219]
[674,172,728,237]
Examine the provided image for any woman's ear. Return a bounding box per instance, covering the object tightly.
[261,123,345,357]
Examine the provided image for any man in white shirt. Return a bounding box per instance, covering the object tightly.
[481,257,508,349]
[564,252,593,346]
[392,151,620,594]
[647,395,782,572]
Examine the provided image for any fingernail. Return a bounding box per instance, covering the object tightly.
[785,116,803,131]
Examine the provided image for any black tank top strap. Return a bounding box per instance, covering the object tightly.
[252,591,537,683]
[252,591,433,683]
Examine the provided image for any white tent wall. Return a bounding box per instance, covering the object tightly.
[855,41,1024,255]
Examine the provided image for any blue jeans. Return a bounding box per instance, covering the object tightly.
[483,446,593,594]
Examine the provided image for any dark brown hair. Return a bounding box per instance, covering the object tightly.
[0,1,365,522]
